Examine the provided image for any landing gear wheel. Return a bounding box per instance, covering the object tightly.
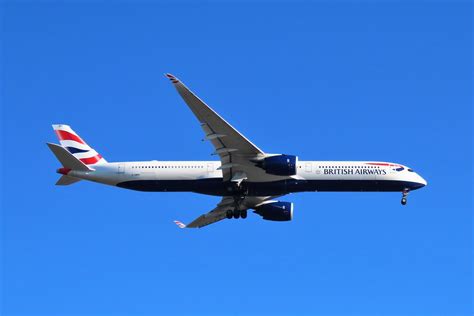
[241,209,247,219]
[233,210,240,219]
[401,189,409,206]
[226,210,233,219]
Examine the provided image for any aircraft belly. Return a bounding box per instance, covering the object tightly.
[116,178,228,196]
[115,178,424,196]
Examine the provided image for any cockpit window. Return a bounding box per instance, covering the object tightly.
[407,168,414,172]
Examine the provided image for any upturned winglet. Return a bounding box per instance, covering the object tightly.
[165,73,179,84]
[173,220,186,229]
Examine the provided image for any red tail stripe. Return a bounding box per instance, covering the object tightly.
[80,154,102,165]
[55,130,85,144]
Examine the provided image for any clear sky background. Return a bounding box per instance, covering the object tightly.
[1,1,472,315]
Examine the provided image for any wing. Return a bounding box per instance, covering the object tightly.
[166,74,286,183]
[174,196,235,229]
[174,196,278,229]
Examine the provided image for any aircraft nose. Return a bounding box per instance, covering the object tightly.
[418,174,427,187]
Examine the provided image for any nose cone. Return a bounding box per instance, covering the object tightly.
[417,174,427,187]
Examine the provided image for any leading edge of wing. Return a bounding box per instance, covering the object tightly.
[164,73,265,155]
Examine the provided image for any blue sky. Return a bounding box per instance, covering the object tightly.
[1,1,472,315]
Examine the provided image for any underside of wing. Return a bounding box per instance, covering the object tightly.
[174,197,234,229]
[165,74,289,183]
[174,196,278,229]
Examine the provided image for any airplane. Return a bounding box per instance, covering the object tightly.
[47,73,427,228]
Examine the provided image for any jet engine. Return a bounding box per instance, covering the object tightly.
[254,201,293,221]
[255,154,298,176]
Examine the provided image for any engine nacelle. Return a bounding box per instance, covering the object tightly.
[256,154,298,176]
[254,201,293,221]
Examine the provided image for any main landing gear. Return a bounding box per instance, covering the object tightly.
[226,180,249,220]
[226,209,248,219]
[401,189,409,205]
[228,182,249,196]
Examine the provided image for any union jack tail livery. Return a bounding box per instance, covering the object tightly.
[52,124,106,165]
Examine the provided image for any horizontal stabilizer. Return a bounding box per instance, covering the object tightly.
[56,175,81,185]
[47,143,91,171]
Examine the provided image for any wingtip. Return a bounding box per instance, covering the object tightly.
[173,220,186,229]
[165,73,179,84]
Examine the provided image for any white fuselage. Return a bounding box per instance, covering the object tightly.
[63,160,427,196]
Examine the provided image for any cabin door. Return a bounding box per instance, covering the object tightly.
[118,164,125,174]
[207,163,214,175]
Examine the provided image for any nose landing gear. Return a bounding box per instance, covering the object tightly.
[401,189,409,205]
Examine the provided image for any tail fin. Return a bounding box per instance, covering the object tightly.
[52,124,107,166]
